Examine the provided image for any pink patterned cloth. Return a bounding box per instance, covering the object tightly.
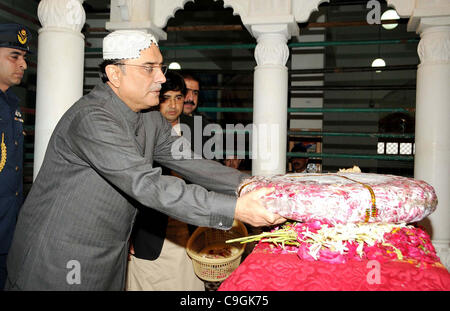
[224,173,445,291]
[238,173,437,224]
[218,250,450,291]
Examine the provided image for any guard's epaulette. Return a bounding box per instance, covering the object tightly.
[0,133,7,173]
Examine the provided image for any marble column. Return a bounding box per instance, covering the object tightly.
[415,25,450,270]
[218,0,327,175]
[251,25,290,176]
[34,0,86,179]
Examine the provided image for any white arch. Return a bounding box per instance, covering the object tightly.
[152,0,194,29]
[107,1,330,41]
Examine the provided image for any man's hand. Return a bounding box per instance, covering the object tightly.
[234,187,286,227]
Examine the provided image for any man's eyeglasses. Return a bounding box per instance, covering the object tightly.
[114,63,168,75]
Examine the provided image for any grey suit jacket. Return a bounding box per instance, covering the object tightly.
[6,83,247,290]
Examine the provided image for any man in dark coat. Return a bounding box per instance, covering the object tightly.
[0,23,31,289]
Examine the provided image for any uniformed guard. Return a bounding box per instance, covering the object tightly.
[0,23,31,289]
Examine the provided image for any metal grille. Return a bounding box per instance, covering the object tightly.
[386,142,399,154]
[377,142,385,154]
[400,143,412,155]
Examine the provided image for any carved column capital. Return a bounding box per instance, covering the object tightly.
[38,0,86,32]
[292,0,329,23]
[417,26,450,66]
[253,24,290,67]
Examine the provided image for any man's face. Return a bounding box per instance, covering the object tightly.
[108,43,166,112]
[224,157,242,169]
[291,158,308,173]
[0,47,27,92]
[183,77,199,115]
[159,90,184,125]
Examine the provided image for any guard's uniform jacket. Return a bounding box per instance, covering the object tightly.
[0,88,23,255]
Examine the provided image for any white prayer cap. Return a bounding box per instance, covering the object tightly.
[103,30,158,60]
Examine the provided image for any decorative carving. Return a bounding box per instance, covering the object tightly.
[38,0,86,32]
[292,0,329,23]
[152,0,194,29]
[220,0,249,19]
[221,0,330,22]
[146,0,332,41]
[249,0,291,17]
[221,0,330,24]
[254,33,289,66]
[417,28,450,65]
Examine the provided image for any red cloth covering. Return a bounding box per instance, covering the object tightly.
[218,245,450,291]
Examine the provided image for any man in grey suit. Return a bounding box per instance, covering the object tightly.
[5,30,285,290]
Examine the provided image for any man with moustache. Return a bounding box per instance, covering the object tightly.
[0,24,30,289]
[5,30,284,290]
[289,143,310,173]
[181,72,214,122]
[182,72,225,162]
[181,73,200,117]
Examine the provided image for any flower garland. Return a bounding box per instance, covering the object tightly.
[227,221,441,267]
